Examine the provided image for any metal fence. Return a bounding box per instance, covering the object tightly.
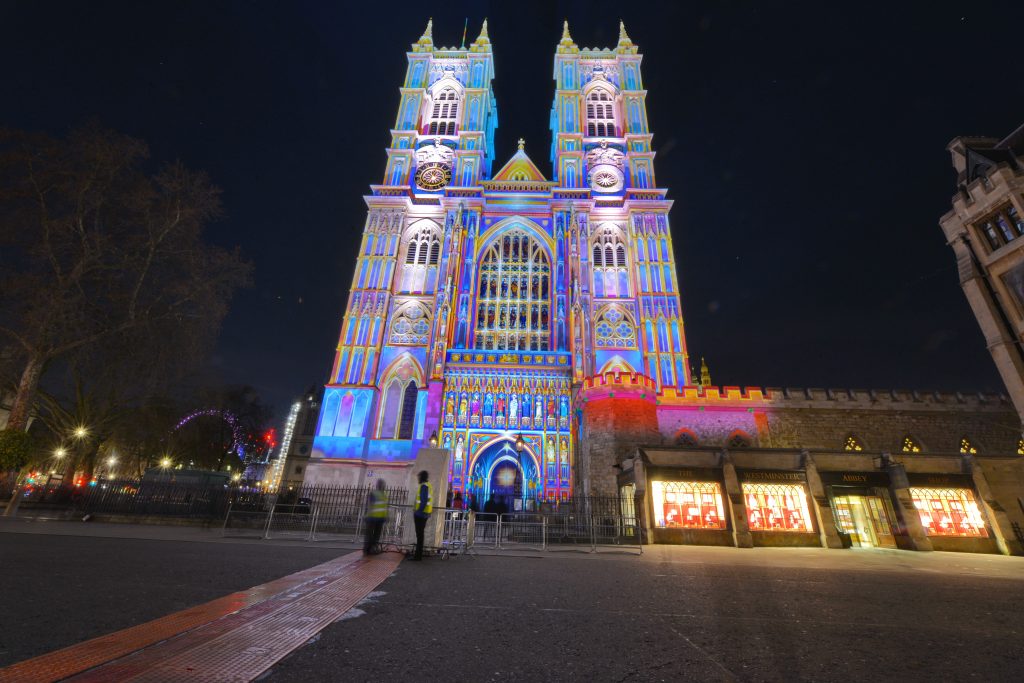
[1,475,641,554]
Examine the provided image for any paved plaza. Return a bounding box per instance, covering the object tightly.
[1,520,1023,681]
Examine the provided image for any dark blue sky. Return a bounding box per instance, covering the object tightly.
[3,1,1023,418]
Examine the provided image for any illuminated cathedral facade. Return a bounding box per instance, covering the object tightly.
[303,20,1024,554]
[307,20,688,503]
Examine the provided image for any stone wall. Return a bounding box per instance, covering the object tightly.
[578,373,1022,496]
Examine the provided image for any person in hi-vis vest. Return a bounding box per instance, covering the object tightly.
[363,479,388,555]
[410,470,432,561]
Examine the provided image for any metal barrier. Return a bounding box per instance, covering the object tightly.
[498,513,547,551]
[265,502,316,541]
[221,502,270,538]
[471,512,500,550]
[309,502,365,543]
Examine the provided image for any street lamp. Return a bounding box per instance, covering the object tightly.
[160,457,172,469]
[73,426,89,439]
[513,434,526,505]
[53,447,66,459]
[429,430,438,448]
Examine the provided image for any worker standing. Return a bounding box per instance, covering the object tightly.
[410,470,432,561]
[364,479,388,555]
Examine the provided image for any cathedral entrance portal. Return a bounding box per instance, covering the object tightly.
[468,439,539,512]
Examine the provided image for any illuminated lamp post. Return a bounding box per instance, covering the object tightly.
[429,430,438,448]
[514,433,525,503]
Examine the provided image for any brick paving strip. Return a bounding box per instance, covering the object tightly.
[0,550,402,683]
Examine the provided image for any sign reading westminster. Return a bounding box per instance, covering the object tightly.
[306,20,690,504]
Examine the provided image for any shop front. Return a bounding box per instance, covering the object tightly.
[738,470,819,547]
[647,467,732,546]
[905,473,998,553]
[819,471,897,549]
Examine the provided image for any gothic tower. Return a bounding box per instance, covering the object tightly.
[307,21,690,503]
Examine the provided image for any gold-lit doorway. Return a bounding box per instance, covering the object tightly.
[833,495,896,548]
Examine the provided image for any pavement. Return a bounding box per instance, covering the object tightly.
[2,519,1024,682]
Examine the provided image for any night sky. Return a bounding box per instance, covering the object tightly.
[3,2,1024,420]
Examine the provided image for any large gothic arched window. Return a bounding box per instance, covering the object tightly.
[427,87,460,136]
[475,230,550,351]
[586,88,616,138]
[378,378,419,440]
[591,225,630,297]
[399,222,441,293]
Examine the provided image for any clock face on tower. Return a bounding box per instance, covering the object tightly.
[590,164,623,193]
[415,162,452,191]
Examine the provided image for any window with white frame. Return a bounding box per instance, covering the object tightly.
[427,87,460,136]
[591,225,630,297]
[399,223,441,293]
[585,88,616,137]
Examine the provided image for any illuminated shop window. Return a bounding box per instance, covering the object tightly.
[959,437,977,455]
[427,87,459,136]
[585,88,616,138]
[910,488,988,537]
[727,431,752,449]
[843,435,864,452]
[474,230,550,351]
[651,481,726,530]
[901,435,922,453]
[743,483,813,532]
[676,430,699,447]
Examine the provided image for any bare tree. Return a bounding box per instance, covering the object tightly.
[0,125,252,433]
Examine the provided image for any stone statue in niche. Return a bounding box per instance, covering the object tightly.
[509,394,519,422]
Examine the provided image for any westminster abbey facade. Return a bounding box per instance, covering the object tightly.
[303,20,1024,554]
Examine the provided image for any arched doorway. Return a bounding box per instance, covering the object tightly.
[488,458,523,513]
[466,438,539,512]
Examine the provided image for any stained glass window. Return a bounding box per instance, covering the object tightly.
[743,483,813,532]
[844,435,864,452]
[378,378,418,439]
[474,230,550,351]
[677,431,699,447]
[594,306,636,348]
[388,303,431,345]
[910,488,988,537]
[901,435,922,453]
[727,431,752,448]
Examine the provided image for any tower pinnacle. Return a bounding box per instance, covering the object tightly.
[615,20,637,53]
[471,18,491,49]
[420,18,433,44]
[557,19,579,53]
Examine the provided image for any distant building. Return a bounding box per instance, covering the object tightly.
[940,124,1024,423]
[280,387,322,487]
[301,21,1024,554]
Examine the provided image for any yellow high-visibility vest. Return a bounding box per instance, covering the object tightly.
[417,481,433,515]
[368,489,388,519]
